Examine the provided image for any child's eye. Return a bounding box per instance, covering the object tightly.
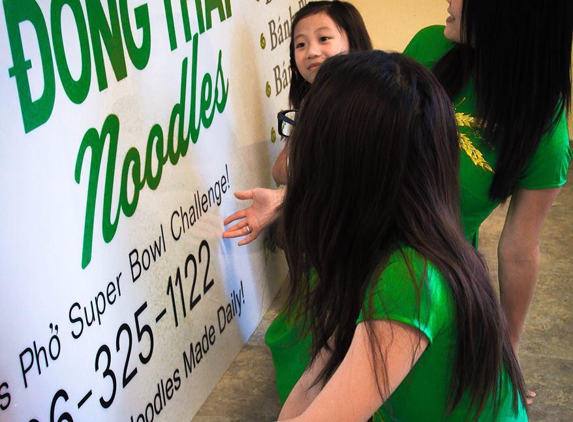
[295,42,305,49]
[319,36,331,42]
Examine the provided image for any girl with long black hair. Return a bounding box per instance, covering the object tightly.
[275,50,528,421]
[403,0,572,360]
[223,1,372,241]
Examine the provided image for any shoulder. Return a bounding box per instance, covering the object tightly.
[369,248,451,311]
[407,25,448,44]
[383,247,438,283]
[403,25,455,69]
[360,247,453,341]
[380,248,447,303]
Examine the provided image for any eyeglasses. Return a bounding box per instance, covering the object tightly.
[277,109,297,137]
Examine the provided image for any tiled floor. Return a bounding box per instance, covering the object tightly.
[194,162,573,422]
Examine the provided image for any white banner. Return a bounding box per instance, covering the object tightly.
[0,0,299,420]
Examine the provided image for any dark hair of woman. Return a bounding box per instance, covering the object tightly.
[288,0,373,109]
[281,51,527,418]
[433,0,572,200]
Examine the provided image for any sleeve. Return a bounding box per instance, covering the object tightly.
[517,109,572,190]
[356,249,451,344]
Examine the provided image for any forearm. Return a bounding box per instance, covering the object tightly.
[264,187,286,226]
[278,370,322,420]
[278,347,329,420]
[278,322,427,422]
[497,242,540,352]
[496,187,560,352]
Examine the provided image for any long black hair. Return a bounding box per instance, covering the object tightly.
[433,0,572,200]
[281,50,527,419]
[288,0,372,108]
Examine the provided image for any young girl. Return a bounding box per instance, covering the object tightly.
[288,0,372,108]
[275,50,528,422]
[403,0,572,359]
[223,1,372,242]
[271,0,372,185]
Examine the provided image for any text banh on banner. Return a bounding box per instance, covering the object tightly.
[0,0,303,420]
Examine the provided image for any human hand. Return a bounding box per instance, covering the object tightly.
[223,188,285,246]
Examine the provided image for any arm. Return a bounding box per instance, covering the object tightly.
[278,345,331,420]
[222,188,285,246]
[279,321,428,422]
[498,186,561,352]
[272,141,289,186]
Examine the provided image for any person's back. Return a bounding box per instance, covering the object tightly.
[273,50,528,422]
[268,247,528,421]
[369,248,526,421]
[403,25,571,244]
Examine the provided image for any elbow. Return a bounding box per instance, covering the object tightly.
[498,235,540,268]
[273,142,290,186]
[272,161,288,186]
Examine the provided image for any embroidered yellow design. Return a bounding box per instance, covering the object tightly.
[455,111,494,173]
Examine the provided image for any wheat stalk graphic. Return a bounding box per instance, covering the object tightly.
[455,111,494,173]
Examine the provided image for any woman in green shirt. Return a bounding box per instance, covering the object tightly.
[273,50,527,421]
[403,0,572,367]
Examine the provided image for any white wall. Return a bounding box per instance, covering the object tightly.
[352,0,445,51]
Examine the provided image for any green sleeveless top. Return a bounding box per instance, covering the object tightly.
[403,26,572,242]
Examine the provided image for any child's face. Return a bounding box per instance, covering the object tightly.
[293,12,350,84]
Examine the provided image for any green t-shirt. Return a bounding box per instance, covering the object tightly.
[403,25,572,241]
[360,248,527,421]
[266,248,528,421]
